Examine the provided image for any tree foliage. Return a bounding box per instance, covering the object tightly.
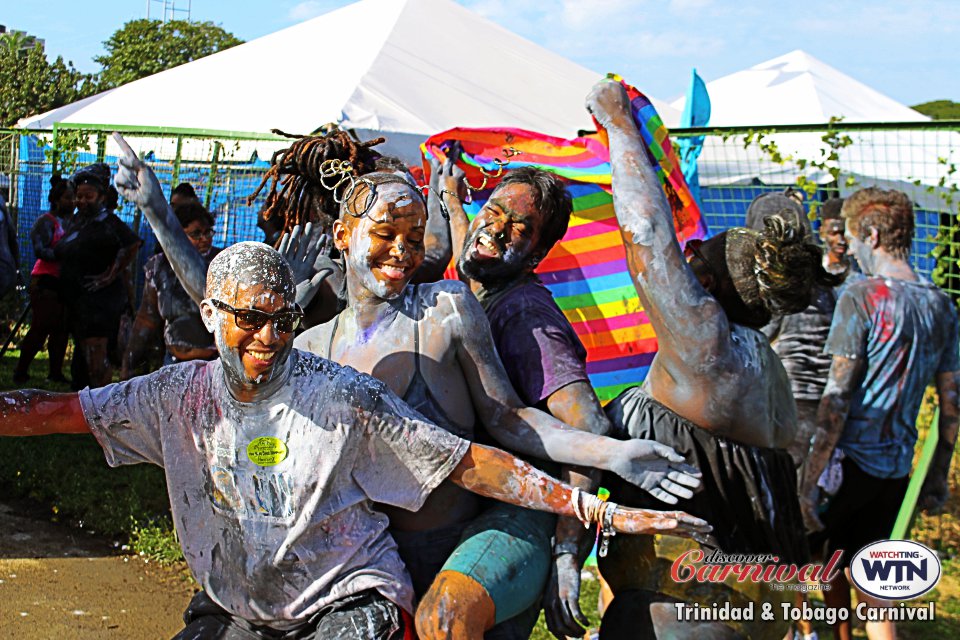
[95,19,243,90]
[912,100,960,120]
[0,34,95,127]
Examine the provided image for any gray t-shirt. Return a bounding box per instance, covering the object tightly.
[79,349,469,627]
[825,276,960,478]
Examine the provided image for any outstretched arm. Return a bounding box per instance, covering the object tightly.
[113,133,207,305]
[449,443,710,537]
[585,81,729,371]
[920,370,960,513]
[449,286,700,502]
[799,355,865,531]
[0,391,89,436]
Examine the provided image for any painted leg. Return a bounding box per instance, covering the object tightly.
[851,580,896,640]
[416,570,495,640]
[821,569,852,640]
[83,338,112,388]
[796,591,816,637]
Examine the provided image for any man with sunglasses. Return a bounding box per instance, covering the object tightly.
[122,200,221,378]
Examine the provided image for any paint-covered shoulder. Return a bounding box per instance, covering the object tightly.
[293,320,333,355]
[290,348,339,379]
[418,279,472,309]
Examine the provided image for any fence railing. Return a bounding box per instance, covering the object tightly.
[3,120,959,302]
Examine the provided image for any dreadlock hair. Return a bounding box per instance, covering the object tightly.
[248,129,385,243]
[495,167,572,259]
[723,214,842,326]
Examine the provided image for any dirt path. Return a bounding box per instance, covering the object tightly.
[0,499,195,639]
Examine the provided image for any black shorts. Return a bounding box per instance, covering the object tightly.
[808,457,909,569]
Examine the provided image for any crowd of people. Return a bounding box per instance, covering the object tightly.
[1,79,958,640]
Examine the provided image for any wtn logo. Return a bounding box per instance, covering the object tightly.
[861,558,927,583]
[850,541,941,600]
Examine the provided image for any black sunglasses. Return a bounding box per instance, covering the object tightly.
[209,299,303,333]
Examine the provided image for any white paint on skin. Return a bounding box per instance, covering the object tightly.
[347,223,394,300]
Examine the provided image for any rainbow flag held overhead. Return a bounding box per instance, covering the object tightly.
[421,78,707,402]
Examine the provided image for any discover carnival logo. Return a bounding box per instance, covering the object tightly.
[849,540,941,600]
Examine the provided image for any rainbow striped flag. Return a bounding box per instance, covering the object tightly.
[421,79,707,402]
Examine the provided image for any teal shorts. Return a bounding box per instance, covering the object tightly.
[440,501,555,624]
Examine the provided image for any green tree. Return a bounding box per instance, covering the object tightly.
[0,33,95,126]
[96,19,243,89]
[912,100,960,120]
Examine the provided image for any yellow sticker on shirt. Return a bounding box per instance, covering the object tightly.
[247,437,288,467]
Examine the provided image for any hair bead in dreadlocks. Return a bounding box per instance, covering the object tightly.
[247,129,385,243]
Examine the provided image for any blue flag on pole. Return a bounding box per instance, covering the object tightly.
[677,68,711,206]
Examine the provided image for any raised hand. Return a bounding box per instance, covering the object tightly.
[113,133,167,211]
[608,439,702,504]
[112,132,208,305]
[431,141,467,213]
[278,222,335,308]
[585,78,633,130]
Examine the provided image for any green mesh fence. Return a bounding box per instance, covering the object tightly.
[670,119,960,305]
[4,124,288,296]
[4,120,960,304]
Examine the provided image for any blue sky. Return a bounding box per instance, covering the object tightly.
[6,0,957,106]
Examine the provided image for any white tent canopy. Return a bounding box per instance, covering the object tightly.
[669,51,954,208]
[671,50,928,126]
[18,0,678,163]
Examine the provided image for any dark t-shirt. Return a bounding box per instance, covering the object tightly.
[826,276,960,478]
[57,209,140,303]
[483,279,590,407]
[764,284,839,401]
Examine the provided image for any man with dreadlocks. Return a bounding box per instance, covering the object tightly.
[292,162,704,640]
[585,79,839,639]
[0,131,712,640]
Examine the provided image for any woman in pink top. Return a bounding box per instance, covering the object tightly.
[13,175,74,384]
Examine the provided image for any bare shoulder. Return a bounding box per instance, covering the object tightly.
[293,316,337,356]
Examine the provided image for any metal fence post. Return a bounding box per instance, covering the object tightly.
[171,135,184,189]
[96,131,107,163]
[205,141,222,210]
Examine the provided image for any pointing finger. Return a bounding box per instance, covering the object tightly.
[112,132,138,161]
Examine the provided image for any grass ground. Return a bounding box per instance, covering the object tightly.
[2,342,959,638]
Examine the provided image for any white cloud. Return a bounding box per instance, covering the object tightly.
[287,0,340,21]
[669,0,713,11]
[559,0,634,28]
